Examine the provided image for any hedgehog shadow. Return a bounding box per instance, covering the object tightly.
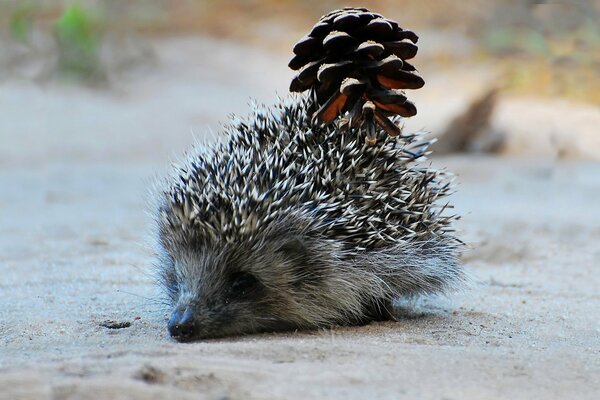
[189,298,454,344]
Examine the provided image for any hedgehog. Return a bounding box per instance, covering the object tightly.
[153,7,464,342]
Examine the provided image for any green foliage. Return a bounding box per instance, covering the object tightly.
[482,28,550,57]
[54,5,103,80]
[10,5,34,43]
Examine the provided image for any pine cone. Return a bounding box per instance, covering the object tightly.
[289,7,424,143]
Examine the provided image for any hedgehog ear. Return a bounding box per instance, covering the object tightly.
[277,238,308,259]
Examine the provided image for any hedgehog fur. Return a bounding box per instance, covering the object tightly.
[154,94,463,341]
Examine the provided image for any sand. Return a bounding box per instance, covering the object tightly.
[1,36,599,400]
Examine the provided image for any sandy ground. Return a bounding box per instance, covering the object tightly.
[1,36,599,399]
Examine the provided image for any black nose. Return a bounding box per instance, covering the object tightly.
[168,306,196,341]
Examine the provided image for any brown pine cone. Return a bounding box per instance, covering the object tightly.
[289,7,424,143]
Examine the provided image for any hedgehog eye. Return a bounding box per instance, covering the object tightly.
[230,272,258,296]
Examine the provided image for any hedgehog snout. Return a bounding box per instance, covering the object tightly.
[168,305,197,341]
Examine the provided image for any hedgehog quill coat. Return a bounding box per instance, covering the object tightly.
[155,8,463,341]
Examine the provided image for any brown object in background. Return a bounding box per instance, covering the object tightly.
[434,87,503,153]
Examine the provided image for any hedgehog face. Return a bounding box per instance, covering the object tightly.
[157,215,338,341]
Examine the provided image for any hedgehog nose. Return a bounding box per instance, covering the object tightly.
[168,306,196,341]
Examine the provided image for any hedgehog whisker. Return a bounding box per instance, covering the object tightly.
[116,289,169,306]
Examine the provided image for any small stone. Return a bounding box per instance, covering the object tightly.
[100,320,132,329]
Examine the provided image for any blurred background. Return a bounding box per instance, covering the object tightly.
[1,0,600,165]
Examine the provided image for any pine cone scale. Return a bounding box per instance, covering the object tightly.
[384,41,419,60]
[357,18,394,40]
[367,88,408,105]
[292,35,322,57]
[355,41,385,58]
[376,71,424,90]
[289,54,313,71]
[400,61,417,71]
[317,61,354,84]
[373,100,417,117]
[316,92,349,124]
[340,78,368,95]
[297,60,321,83]
[373,110,402,136]
[332,13,364,31]
[309,22,331,38]
[363,55,404,75]
[391,30,419,43]
[322,31,357,53]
